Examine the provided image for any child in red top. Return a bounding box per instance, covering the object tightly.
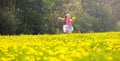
[64,14,73,34]
[58,14,73,34]
[65,14,72,26]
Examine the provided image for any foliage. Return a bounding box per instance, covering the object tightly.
[0,0,120,35]
[0,8,17,35]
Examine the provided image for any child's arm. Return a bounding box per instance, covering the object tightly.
[57,17,64,21]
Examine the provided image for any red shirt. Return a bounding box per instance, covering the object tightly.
[65,17,72,26]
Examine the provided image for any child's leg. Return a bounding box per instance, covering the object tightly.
[63,25,66,32]
[68,26,73,34]
[66,30,69,34]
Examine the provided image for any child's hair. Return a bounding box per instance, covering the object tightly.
[64,14,71,20]
[64,15,67,20]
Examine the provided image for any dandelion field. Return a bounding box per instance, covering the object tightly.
[0,32,120,61]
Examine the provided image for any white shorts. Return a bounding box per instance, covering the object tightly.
[63,25,73,33]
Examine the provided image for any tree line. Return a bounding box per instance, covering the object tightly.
[0,0,120,35]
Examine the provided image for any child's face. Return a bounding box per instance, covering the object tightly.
[66,14,70,18]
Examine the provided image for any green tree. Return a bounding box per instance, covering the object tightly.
[0,8,17,35]
[0,0,17,35]
[81,0,117,32]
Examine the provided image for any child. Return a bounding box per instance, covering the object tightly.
[58,14,73,34]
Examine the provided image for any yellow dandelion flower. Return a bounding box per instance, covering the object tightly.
[48,57,60,61]
[43,57,48,60]
[107,56,113,61]
[26,56,35,61]
[36,57,41,61]
[38,52,44,56]
[59,54,65,59]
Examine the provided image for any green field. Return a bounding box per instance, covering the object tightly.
[0,32,120,61]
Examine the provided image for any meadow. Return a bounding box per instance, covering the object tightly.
[0,32,120,61]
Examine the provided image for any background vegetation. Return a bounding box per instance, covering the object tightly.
[0,0,120,35]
